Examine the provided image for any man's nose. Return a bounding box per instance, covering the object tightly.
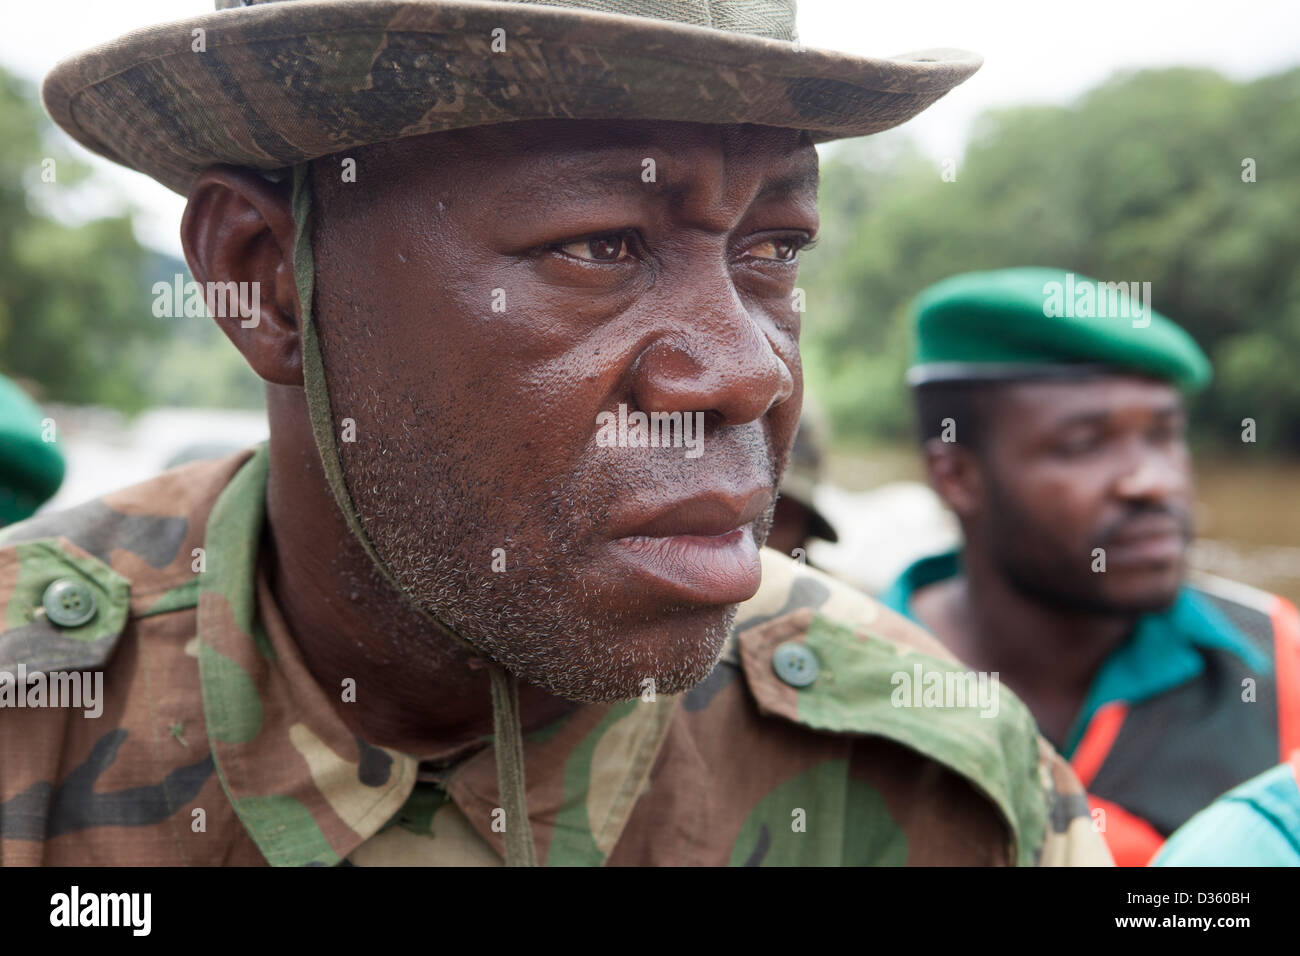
[1113,445,1187,502]
[629,284,796,426]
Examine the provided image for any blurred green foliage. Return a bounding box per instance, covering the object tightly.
[800,66,1300,453]
[0,67,161,410]
[0,65,263,412]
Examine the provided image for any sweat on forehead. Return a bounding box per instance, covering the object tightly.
[308,120,817,216]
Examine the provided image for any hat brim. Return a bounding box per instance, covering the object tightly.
[42,0,981,195]
[806,509,838,544]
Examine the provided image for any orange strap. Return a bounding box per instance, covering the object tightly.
[1070,701,1128,788]
[1272,596,1300,760]
[1087,794,1166,867]
[1069,703,1164,865]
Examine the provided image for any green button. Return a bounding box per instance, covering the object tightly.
[772,641,819,688]
[42,578,98,628]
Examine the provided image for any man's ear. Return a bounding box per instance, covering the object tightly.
[922,438,984,518]
[180,165,302,386]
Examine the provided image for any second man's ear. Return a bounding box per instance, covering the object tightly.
[180,165,304,386]
[922,438,984,518]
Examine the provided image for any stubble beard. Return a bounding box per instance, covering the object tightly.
[986,480,1185,616]
[334,414,761,703]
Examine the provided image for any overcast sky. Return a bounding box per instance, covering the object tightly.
[4,0,1298,255]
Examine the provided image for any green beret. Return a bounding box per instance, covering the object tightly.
[0,374,65,525]
[906,267,1212,391]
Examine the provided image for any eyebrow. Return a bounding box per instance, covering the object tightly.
[501,155,638,206]
[1052,403,1184,430]
[499,151,819,215]
[755,164,820,203]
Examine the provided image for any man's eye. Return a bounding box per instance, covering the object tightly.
[1055,431,1103,456]
[1149,421,1185,445]
[556,234,632,263]
[748,235,811,263]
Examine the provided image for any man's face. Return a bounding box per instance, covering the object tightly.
[975,376,1194,614]
[310,119,818,702]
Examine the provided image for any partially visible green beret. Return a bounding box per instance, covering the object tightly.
[0,374,65,525]
[906,267,1212,391]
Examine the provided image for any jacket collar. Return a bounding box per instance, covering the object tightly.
[198,444,676,865]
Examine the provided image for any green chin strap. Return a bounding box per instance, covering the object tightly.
[290,162,537,867]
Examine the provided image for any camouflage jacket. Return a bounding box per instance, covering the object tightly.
[0,447,1111,866]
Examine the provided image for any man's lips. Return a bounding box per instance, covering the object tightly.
[607,488,772,605]
[614,489,773,539]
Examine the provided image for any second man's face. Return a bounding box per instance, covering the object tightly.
[979,376,1194,613]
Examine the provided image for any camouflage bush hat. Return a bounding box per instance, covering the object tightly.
[42,0,982,195]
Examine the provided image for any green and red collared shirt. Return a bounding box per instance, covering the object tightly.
[883,550,1300,865]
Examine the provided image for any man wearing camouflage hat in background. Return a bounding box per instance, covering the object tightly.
[0,0,1108,866]
[883,267,1300,866]
[766,409,839,565]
